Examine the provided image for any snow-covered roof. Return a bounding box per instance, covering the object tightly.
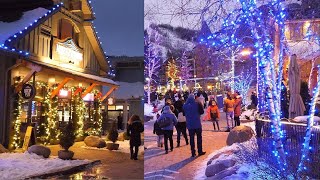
[287,41,320,60]
[112,81,143,100]
[0,8,50,44]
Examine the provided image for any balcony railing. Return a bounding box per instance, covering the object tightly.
[256,119,320,178]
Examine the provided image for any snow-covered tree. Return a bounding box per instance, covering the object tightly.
[200,0,288,173]
[144,28,162,104]
[179,51,192,81]
[234,69,254,106]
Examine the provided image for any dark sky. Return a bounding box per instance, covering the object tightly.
[91,0,143,57]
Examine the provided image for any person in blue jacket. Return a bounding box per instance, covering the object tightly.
[183,94,206,157]
[156,105,178,154]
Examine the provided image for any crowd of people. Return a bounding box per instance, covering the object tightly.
[153,89,249,157]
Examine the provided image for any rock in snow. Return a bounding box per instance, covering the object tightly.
[28,145,51,158]
[205,159,237,177]
[84,136,106,148]
[226,125,254,146]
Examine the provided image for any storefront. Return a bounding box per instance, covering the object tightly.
[0,1,118,149]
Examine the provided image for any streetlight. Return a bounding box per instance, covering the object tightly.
[230,48,252,93]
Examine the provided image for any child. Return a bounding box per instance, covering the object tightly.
[127,115,144,160]
[153,114,164,147]
[208,99,220,131]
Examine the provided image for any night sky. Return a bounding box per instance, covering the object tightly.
[91,0,143,57]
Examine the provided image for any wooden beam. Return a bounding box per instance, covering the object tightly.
[73,87,83,96]
[51,78,73,98]
[101,86,117,102]
[15,64,42,93]
[81,83,98,98]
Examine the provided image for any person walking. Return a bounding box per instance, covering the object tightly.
[183,94,206,157]
[156,106,178,154]
[224,92,234,132]
[127,115,144,160]
[117,113,123,130]
[250,91,258,109]
[153,120,164,148]
[176,110,189,147]
[234,91,242,127]
[207,99,220,131]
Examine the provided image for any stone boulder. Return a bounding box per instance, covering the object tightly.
[226,125,254,146]
[97,139,107,148]
[84,136,100,147]
[207,150,239,166]
[0,144,9,153]
[27,145,51,158]
[84,136,107,148]
[207,165,240,180]
[205,159,237,177]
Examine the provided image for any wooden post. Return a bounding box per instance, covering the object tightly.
[51,77,73,98]
[81,83,98,98]
[15,64,42,93]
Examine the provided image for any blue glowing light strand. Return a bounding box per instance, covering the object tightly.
[1,3,63,57]
[297,65,320,175]
[239,0,287,171]
[273,0,287,120]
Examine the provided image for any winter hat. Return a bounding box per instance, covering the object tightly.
[188,94,195,99]
[163,105,173,114]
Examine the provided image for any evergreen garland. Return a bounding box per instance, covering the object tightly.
[10,93,22,149]
[45,92,59,145]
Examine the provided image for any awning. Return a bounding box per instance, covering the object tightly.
[19,59,119,87]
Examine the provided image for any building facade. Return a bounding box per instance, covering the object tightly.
[0,0,118,148]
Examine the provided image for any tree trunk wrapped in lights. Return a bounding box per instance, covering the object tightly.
[298,66,320,176]
[44,89,59,145]
[9,93,22,150]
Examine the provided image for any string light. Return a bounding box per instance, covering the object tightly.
[200,0,288,172]
[297,65,320,175]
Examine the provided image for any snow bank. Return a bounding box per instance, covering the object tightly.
[194,137,284,180]
[144,103,154,116]
[0,8,49,44]
[81,140,144,155]
[0,152,90,180]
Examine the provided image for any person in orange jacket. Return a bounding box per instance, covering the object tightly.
[206,99,220,131]
[233,91,242,126]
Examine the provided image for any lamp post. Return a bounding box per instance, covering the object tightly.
[230,48,252,93]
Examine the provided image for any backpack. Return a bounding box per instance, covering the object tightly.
[158,116,171,128]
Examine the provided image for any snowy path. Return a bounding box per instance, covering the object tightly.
[144,112,230,179]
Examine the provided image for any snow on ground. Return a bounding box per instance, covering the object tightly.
[144,103,154,116]
[0,8,49,44]
[81,140,144,155]
[194,137,284,180]
[0,152,90,180]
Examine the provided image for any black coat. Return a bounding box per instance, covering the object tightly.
[153,121,164,135]
[127,121,144,146]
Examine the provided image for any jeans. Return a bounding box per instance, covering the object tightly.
[130,145,139,159]
[176,122,188,145]
[163,130,173,151]
[157,135,164,147]
[234,116,240,126]
[188,128,203,155]
[226,111,234,129]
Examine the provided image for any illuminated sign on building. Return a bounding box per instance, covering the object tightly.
[56,39,83,65]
